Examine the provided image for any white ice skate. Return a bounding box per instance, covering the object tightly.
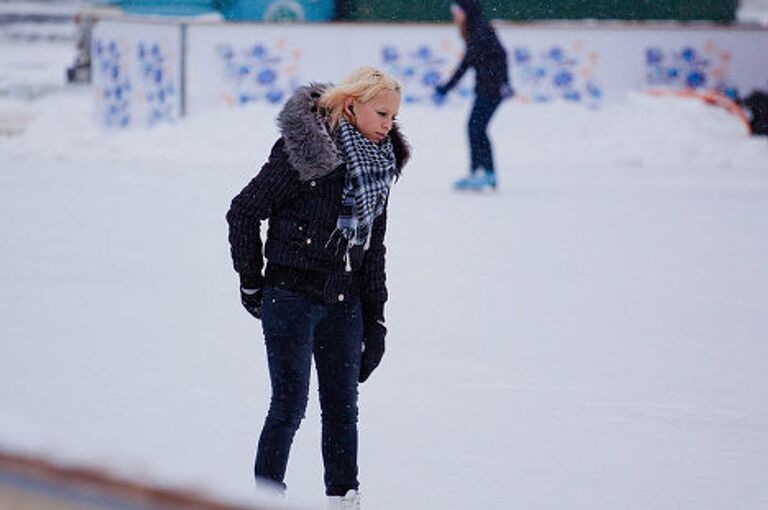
[327,489,361,510]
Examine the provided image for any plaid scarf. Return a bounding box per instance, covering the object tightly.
[335,118,396,260]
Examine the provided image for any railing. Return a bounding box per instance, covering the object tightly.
[0,450,293,510]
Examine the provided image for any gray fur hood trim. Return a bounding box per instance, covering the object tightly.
[277,83,411,181]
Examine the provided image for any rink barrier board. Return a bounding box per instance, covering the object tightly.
[89,15,768,128]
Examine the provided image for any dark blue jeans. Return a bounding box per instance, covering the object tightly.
[254,286,363,497]
[468,94,503,174]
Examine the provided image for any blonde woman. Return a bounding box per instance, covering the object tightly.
[226,67,410,508]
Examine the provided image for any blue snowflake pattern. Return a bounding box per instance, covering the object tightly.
[645,44,736,97]
[217,42,301,105]
[512,45,603,107]
[381,42,602,108]
[379,43,472,105]
[93,37,131,128]
[514,47,531,64]
[137,41,177,126]
[93,38,179,128]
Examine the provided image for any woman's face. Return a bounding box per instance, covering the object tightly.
[450,4,466,25]
[346,89,401,144]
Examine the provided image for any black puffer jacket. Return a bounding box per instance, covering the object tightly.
[226,84,410,305]
[440,0,510,98]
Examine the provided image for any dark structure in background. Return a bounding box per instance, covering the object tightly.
[742,90,768,135]
[66,13,94,83]
[335,0,738,22]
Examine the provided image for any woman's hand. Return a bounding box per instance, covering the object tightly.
[239,273,264,319]
[240,286,263,320]
[359,302,386,383]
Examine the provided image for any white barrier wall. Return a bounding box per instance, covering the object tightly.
[92,19,768,127]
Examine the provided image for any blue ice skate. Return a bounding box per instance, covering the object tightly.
[453,170,497,191]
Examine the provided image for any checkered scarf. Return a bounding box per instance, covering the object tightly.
[335,118,396,252]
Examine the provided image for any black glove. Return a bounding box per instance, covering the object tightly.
[359,302,386,383]
[435,84,448,96]
[500,83,515,99]
[240,287,263,319]
[239,273,263,320]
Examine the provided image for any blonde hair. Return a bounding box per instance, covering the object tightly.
[318,67,402,129]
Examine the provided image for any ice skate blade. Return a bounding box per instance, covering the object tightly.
[453,183,498,193]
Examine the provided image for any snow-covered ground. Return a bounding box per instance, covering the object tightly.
[1,38,768,510]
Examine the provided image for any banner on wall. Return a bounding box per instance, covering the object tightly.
[187,22,768,115]
[185,23,479,115]
[92,21,182,128]
[186,24,334,113]
[495,25,768,107]
[92,19,768,128]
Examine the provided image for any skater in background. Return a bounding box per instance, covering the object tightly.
[740,88,768,136]
[226,67,410,509]
[435,0,513,191]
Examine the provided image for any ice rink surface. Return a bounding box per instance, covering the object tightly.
[2,38,768,510]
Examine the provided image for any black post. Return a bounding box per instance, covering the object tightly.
[179,23,187,118]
